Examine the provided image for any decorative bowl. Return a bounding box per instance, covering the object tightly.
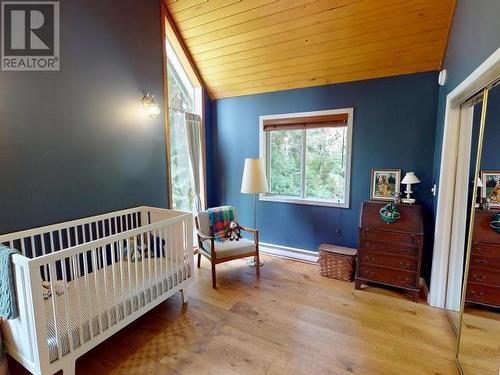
[490,220,500,234]
[379,204,401,224]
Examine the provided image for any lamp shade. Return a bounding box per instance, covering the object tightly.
[401,172,420,185]
[476,177,483,187]
[241,158,268,194]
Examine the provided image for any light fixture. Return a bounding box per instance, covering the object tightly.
[142,92,160,117]
[401,172,420,204]
[241,158,268,267]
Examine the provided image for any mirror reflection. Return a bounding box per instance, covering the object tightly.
[458,84,500,374]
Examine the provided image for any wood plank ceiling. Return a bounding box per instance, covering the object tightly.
[164,0,456,99]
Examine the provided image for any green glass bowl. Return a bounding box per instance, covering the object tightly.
[379,208,401,224]
[490,220,500,234]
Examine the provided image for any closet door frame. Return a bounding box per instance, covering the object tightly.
[429,48,500,308]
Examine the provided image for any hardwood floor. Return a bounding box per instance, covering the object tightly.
[8,255,459,375]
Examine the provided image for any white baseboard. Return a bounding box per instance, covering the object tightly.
[260,242,319,263]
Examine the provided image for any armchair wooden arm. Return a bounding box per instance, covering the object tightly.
[196,229,216,259]
[240,226,259,244]
[196,229,213,241]
[240,226,257,234]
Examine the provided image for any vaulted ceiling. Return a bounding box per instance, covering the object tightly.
[164,0,456,99]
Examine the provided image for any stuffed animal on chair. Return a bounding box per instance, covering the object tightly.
[224,221,242,241]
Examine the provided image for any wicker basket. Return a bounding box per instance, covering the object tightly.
[318,244,357,281]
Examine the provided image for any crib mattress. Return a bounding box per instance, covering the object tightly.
[43,258,189,363]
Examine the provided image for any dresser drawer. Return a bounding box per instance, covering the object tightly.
[468,267,500,288]
[358,264,417,288]
[359,238,420,257]
[358,251,418,272]
[470,254,500,270]
[466,283,500,307]
[471,243,500,257]
[359,228,423,246]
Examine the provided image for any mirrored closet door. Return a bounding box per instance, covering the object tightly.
[457,83,500,374]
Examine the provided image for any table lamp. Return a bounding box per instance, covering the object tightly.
[401,172,420,204]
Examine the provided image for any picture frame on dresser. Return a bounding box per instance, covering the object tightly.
[480,170,500,208]
[370,168,401,201]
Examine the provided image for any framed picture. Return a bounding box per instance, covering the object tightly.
[481,170,500,208]
[371,169,401,201]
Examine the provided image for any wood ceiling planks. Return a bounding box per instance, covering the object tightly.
[164,0,456,99]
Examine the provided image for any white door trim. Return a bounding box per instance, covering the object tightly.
[445,104,474,311]
[429,48,500,308]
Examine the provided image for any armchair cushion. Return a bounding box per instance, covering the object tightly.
[201,238,256,259]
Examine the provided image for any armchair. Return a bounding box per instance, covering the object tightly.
[194,208,260,289]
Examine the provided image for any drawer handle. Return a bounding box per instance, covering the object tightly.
[399,262,411,269]
[470,290,485,297]
[397,275,410,282]
[401,248,411,253]
[474,259,488,264]
[476,247,487,254]
[363,269,374,276]
[366,256,375,262]
[471,274,486,282]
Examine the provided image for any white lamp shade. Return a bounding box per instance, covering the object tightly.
[401,172,420,185]
[241,158,268,194]
[476,177,483,187]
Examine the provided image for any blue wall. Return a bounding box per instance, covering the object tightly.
[432,0,500,212]
[210,72,439,280]
[470,88,500,173]
[0,0,168,233]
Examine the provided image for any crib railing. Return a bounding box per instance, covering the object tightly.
[3,207,193,373]
[0,207,147,259]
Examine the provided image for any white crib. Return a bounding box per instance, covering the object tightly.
[0,206,193,375]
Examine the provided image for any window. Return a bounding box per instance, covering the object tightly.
[163,13,206,214]
[260,109,353,208]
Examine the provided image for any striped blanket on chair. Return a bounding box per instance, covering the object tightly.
[208,206,235,241]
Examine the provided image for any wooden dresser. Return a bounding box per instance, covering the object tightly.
[355,201,423,302]
[465,209,500,308]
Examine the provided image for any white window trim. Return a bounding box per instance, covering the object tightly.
[259,108,354,208]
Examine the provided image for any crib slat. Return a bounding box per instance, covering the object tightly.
[133,236,139,310]
[47,261,62,361]
[153,228,158,298]
[126,237,132,315]
[175,225,184,284]
[166,226,172,290]
[71,254,84,348]
[20,237,26,257]
[118,239,125,319]
[147,231,152,300]
[173,224,179,285]
[140,233,146,301]
[40,234,47,281]
[60,256,73,354]
[101,241,111,328]
[82,247,94,340]
[110,240,118,323]
[158,228,164,295]
[90,246,103,335]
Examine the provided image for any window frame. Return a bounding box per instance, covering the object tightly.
[161,6,207,210]
[259,108,354,208]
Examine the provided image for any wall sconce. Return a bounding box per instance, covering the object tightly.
[142,92,161,117]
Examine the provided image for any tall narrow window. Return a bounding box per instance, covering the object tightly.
[260,109,353,208]
[163,14,205,214]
